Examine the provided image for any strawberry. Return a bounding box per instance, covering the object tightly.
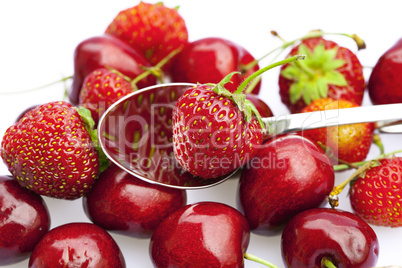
[79,68,133,124]
[1,101,107,200]
[172,73,264,179]
[279,37,365,113]
[349,157,402,227]
[301,98,374,164]
[105,1,188,71]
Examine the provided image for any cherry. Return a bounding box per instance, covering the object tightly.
[238,135,334,235]
[150,201,250,267]
[171,37,261,94]
[68,34,157,105]
[245,94,274,117]
[83,163,187,238]
[0,175,50,265]
[14,104,40,122]
[368,37,402,105]
[281,208,379,268]
[28,222,126,267]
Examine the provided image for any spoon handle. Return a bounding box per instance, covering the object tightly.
[262,103,402,136]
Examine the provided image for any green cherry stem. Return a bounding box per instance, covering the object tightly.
[321,257,338,268]
[243,253,280,268]
[0,75,72,95]
[244,30,366,70]
[131,47,182,89]
[236,55,305,94]
[333,149,402,172]
[373,134,385,155]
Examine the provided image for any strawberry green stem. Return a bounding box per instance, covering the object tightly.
[243,253,280,268]
[244,76,261,94]
[0,75,72,95]
[244,30,365,70]
[236,55,305,94]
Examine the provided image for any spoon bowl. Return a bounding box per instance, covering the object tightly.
[97,83,237,189]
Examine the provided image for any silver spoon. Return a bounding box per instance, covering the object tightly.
[97,83,402,190]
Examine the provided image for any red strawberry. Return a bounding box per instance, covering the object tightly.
[279,37,365,113]
[172,74,264,179]
[1,101,105,200]
[368,38,402,105]
[349,157,402,227]
[301,97,374,164]
[79,68,133,124]
[105,2,188,71]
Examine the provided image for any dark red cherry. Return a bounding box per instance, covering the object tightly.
[0,175,50,265]
[28,222,126,268]
[368,37,402,105]
[171,37,261,94]
[238,135,334,235]
[150,202,250,267]
[83,164,187,238]
[68,34,156,105]
[281,208,379,268]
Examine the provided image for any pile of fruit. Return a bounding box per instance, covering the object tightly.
[1,1,402,267]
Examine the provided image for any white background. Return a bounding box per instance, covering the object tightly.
[1,1,401,267]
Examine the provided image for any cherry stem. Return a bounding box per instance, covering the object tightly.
[236,55,305,94]
[329,149,402,208]
[244,30,365,70]
[317,142,359,169]
[132,47,182,87]
[0,75,72,95]
[321,257,338,268]
[333,149,402,172]
[243,253,280,268]
[373,134,385,155]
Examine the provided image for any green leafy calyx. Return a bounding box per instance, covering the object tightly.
[210,72,265,131]
[76,106,109,173]
[281,43,348,105]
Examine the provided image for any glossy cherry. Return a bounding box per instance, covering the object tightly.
[368,37,402,105]
[0,175,50,265]
[14,104,40,122]
[171,37,261,94]
[238,135,334,235]
[150,201,250,268]
[281,208,379,268]
[28,222,126,268]
[245,94,274,117]
[68,34,156,105]
[83,163,187,238]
